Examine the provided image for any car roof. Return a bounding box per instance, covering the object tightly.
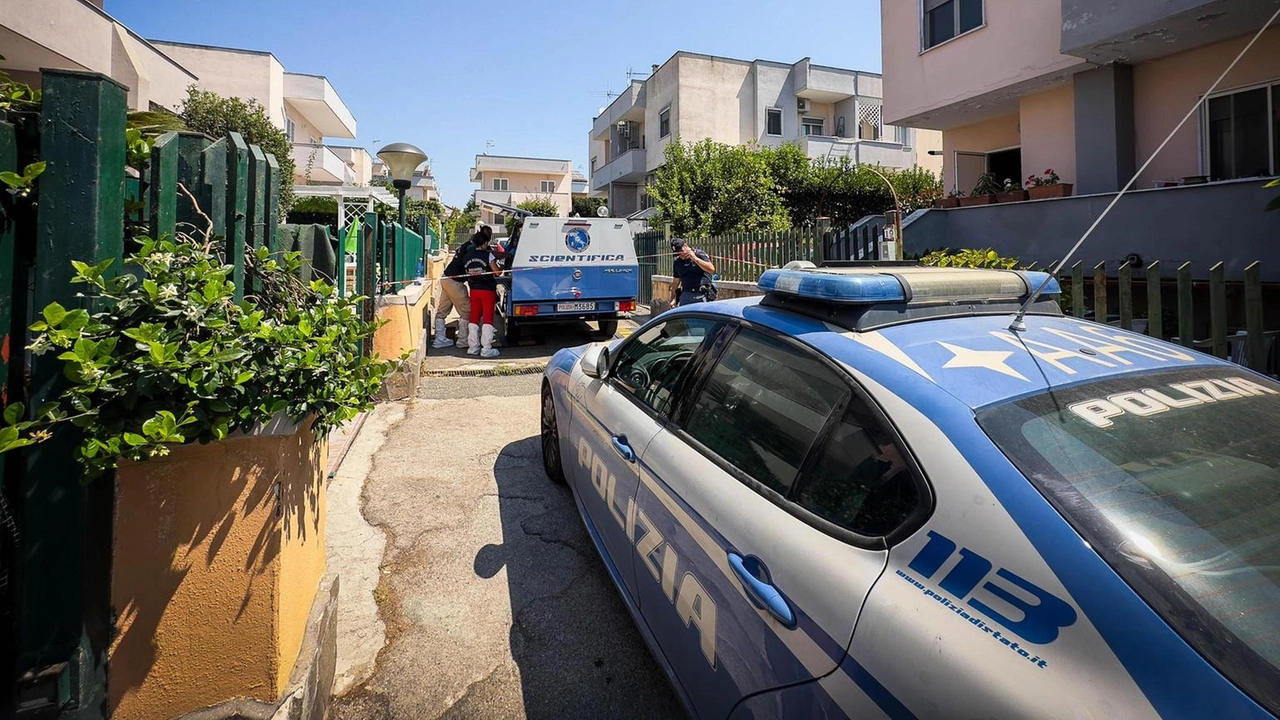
[673,297,1232,410]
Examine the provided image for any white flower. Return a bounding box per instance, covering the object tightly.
[159,284,179,300]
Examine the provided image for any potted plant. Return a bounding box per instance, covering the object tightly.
[959,172,1000,206]
[936,189,964,209]
[1027,168,1073,199]
[996,178,1028,203]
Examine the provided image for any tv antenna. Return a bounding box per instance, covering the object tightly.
[626,66,650,81]
[590,88,620,100]
[1010,4,1280,332]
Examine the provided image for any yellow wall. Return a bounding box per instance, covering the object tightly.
[372,282,433,361]
[109,420,327,720]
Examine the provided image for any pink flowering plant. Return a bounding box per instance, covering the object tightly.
[1026,169,1061,188]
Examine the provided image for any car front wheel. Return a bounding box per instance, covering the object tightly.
[540,382,566,484]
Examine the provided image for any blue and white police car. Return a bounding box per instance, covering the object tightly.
[539,262,1280,719]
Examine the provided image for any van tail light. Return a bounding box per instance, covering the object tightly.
[618,300,637,312]
[514,305,539,317]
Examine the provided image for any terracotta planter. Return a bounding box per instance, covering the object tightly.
[957,194,996,207]
[936,197,961,209]
[996,190,1028,203]
[1028,183,1074,200]
[109,416,329,720]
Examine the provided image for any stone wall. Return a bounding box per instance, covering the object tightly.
[650,274,763,314]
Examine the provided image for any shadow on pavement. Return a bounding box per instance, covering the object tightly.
[470,436,683,720]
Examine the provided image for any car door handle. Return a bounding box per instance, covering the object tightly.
[611,434,636,463]
[729,553,795,627]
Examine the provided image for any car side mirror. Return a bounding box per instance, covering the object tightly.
[581,344,610,379]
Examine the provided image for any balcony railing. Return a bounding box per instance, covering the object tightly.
[591,149,647,191]
[292,143,351,184]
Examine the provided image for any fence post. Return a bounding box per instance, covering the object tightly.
[1147,261,1162,339]
[225,133,249,301]
[816,218,830,265]
[1178,262,1194,348]
[175,132,208,235]
[1245,261,1264,371]
[1118,261,1132,330]
[1210,262,1226,358]
[200,136,227,240]
[265,151,280,254]
[1093,262,1107,324]
[1072,261,1084,318]
[26,68,128,712]
[246,144,267,251]
[148,131,178,239]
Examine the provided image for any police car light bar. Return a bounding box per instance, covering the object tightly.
[757,268,1061,304]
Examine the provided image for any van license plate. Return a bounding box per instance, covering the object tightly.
[556,302,596,312]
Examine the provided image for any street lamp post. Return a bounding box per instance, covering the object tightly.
[865,167,903,262]
[376,142,428,284]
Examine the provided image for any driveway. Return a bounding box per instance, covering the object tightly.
[329,372,682,719]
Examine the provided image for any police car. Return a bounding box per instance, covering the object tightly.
[539,262,1280,719]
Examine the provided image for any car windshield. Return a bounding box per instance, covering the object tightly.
[978,368,1280,713]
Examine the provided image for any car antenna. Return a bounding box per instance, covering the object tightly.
[1008,5,1280,333]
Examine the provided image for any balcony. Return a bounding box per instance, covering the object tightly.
[292,143,351,184]
[794,58,857,103]
[904,177,1280,281]
[1061,0,1274,63]
[590,148,647,191]
[328,146,372,186]
[284,73,357,139]
[592,81,647,140]
[799,136,913,169]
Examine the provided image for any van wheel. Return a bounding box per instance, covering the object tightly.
[597,319,618,338]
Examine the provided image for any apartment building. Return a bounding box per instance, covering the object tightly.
[373,159,441,203]
[882,0,1280,279]
[150,41,368,187]
[469,155,574,234]
[588,51,944,217]
[0,0,195,111]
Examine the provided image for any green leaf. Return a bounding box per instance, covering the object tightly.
[0,170,23,188]
[3,402,24,425]
[22,161,46,180]
[42,302,68,328]
[123,433,147,447]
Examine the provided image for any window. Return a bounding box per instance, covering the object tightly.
[492,178,509,191]
[285,118,296,142]
[591,156,597,173]
[979,369,1280,714]
[766,108,783,136]
[611,318,720,414]
[923,0,984,50]
[802,117,825,136]
[540,180,557,193]
[893,125,911,146]
[683,329,848,495]
[1206,83,1279,180]
[796,403,920,536]
[659,107,671,138]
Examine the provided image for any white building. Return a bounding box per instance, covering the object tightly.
[589,51,944,217]
[148,41,368,187]
[469,155,574,235]
[0,0,195,111]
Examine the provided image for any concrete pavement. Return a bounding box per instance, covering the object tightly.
[328,374,681,719]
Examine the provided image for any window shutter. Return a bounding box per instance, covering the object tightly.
[923,0,951,11]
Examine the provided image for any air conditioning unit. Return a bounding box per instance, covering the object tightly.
[797,98,811,113]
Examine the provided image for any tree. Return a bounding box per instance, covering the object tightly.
[572,196,608,218]
[179,86,296,217]
[505,196,561,235]
[649,138,789,236]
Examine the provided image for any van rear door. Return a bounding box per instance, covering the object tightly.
[511,218,639,307]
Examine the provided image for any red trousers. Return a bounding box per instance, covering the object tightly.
[469,289,496,325]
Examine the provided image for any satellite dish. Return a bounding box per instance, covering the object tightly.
[596,205,610,218]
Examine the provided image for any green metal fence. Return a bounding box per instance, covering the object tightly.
[655,226,825,284]
[0,69,355,711]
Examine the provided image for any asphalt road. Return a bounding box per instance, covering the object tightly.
[330,373,682,720]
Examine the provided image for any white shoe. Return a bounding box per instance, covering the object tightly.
[480,325,499,358]
[456,321,471,348]
[467,325,481,355]
[431,318,452,349]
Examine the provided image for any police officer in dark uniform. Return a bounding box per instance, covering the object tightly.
[669,238,717,307]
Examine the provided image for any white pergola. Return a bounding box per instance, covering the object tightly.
[293,184,399,231]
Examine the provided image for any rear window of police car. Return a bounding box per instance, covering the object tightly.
[978,368,1280,712]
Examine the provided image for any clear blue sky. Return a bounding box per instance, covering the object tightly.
[106,0,884,207]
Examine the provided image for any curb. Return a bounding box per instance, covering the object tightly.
[420,362,548,378]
